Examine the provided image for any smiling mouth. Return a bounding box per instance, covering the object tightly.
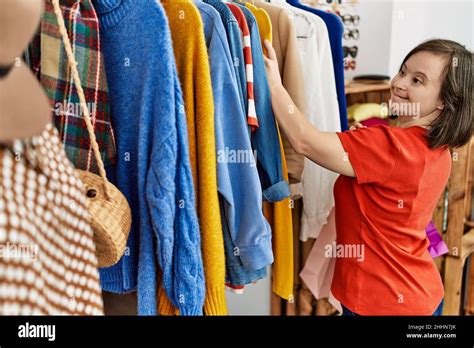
[392,93,409,101]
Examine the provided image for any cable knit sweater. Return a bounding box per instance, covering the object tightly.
[93,0,205,315]
[160,0,226,316]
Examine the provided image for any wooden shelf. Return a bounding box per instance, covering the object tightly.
[345,81,391,95]
[345,81,392,107]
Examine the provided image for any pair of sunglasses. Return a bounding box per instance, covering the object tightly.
[344,60,357,70]
[343,28,359,40]
[340,14,360,26]
[343,46,358,58]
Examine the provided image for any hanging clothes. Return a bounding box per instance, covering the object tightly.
[227,3,259,131]
[266,1,341,314]
[299,207,342,313]
[0,123,104,315]
[221,3,282,292]
[252,1,307,190]
[203,0,248,123]
[205,0,289,202]
[276,2,341,241]
[286,0,349,131]
[245,1,295,301]
[93,0,203,316]
[160,0,224,316]
[253,0,310,301]
[237,3,290,204]
[195,0,271,306]
[28,0,117,174]
[245,2,272,54]
[202,0,287,293]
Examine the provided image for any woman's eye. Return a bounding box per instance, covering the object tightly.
[413,78,422,84]
[399,70,405,75]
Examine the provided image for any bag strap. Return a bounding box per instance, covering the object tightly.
[51,0,111,199]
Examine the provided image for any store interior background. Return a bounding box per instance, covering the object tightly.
[226,0,473,315]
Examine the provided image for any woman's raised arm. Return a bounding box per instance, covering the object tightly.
[263,40,355,178]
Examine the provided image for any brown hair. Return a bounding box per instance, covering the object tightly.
[400,39,473,148]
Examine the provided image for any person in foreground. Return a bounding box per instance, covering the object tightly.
[263,38,473,316]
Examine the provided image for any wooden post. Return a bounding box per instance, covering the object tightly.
[298,239,316,315]
[443,138,473,315]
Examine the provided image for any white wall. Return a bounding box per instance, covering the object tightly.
[226,267,271,315]
[342,0,473,80]
[342,0,394,80]
[389,0,474,77]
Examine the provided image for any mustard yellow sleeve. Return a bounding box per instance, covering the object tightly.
[265,126,295,300]
[246,2,273,54]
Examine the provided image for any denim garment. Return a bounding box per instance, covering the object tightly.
[196,0,274,274]
[203,0,247,119]
[205,0,290,201]
[237,2,290,202]
[223,1,295,286]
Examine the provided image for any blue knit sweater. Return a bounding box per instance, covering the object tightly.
[93,0,205,316]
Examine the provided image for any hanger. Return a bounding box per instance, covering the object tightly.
[0,0,51,143]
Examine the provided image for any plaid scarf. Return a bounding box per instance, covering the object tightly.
[29,0,116,173]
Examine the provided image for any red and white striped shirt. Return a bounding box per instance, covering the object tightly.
[227,3,259,131]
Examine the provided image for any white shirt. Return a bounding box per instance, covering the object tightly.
[272,1,341,241]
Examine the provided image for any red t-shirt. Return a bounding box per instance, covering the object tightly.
[332,125,451,315]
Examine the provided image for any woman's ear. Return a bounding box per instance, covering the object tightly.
[436,96,445,110]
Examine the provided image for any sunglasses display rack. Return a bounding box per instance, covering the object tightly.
[312,1,360,71]
[327,0,360,72]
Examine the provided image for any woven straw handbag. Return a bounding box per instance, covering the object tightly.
[52,0,132,268]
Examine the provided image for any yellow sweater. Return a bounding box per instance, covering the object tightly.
[245,2,272,55]
[246,2,294,300]
[160,0,227,315]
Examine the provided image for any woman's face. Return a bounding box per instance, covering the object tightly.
[390,51,448,118]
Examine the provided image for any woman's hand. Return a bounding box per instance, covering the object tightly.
[263,40,283,92]
[262,40,355,178]
[349,122,367,130]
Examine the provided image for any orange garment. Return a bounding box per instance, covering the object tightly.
[332,125,450,315]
